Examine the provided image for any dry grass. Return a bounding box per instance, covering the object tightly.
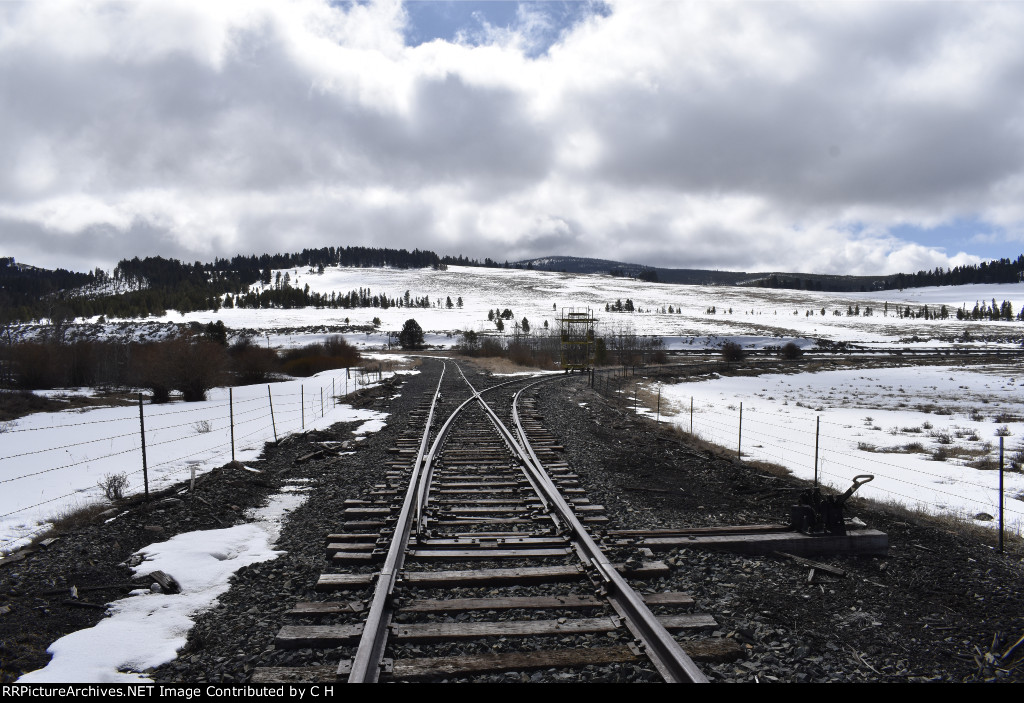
[846,494,1024,554]
[660,422,793,477]
[857,441,929,454]
[359,356,421,374]
[461,355,558,375]
[46,499,112,534]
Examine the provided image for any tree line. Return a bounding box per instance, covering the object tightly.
[1,321,361,401]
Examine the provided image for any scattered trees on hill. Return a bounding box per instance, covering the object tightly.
[956,300,1019,321]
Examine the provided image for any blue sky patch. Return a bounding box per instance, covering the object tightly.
[402,1,610,56]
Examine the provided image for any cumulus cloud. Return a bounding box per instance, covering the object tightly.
[0,0,1022,274]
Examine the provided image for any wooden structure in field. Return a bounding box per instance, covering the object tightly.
[558,307,596,371]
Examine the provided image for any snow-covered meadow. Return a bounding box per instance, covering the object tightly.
[0,369,399,554]
[646,365,1024,533]
[70,265,1024,350]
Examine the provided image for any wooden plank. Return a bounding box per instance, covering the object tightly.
[405,548,572,560]
[639,529,888,557]
[389,614,715,642]
[316,573,375,591]
[605,524,790,537]
[401,594,605,613]
[433,499,548,506]
[400,564,584,587]
[294,450,325,464]
[330,551,379,564]
[396,561,669,588]
[343,507,391,517]
[251,667,335,684]
[400,591,692,613]
[383,646,637,679]
[642,592,696,607]
[390,616,621,641]
[659,614,717,630]
[324,533,381,543]
[275,624,363,648]
[414,537,570,548]
[287,601,364,615]
[773,551,847,577]
[326,542,375,553]
[384,640,743,679]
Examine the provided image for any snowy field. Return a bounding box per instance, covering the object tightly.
[647,365,1024,534]
[33,265,1023,350]
[0,369,401,554]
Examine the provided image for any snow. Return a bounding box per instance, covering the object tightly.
[17,487,309,683]
[649,366,1024,533]
[72,265,1024,350]
[0,370,396,553]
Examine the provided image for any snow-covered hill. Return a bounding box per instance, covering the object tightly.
[149,265,1024,349]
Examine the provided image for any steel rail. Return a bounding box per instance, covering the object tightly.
[345,364,446,683]
[447,367,708,682]
[346,364,549,682]
[508,376,709,683]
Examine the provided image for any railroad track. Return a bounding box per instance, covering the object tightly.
[253,363,720,683]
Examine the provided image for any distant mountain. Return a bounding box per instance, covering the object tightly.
[516,255,1024,293]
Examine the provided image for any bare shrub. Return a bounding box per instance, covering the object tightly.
[98,472,129,501]
[281,336,361,377]
[229,337,279,384]
[507,341,534,366]
[478,337,505,358]
[11,342,62,389]
[172,335,227,402]
[721,341,745,362]
[1009,447,1024,472]
[780,342,803,360]
[995,425,1012,437]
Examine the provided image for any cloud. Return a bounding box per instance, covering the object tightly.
[1,0,1023,276]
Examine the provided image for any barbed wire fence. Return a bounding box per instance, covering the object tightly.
[0,365,386,553]
[590,364,1023,547]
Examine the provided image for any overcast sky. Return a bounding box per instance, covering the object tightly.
[2,0,1024,276]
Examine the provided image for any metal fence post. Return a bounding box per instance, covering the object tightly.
[301,385,305,430]
[999,436,1005,554]
[690,396,693,434]
[138,393,149,501]
[814,416,820,488]
[230,387,235,462]
[737,402,743,459]
[657,386,661,423]
[267,385,278,442]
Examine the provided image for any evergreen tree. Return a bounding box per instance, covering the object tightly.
[398,319,424,349]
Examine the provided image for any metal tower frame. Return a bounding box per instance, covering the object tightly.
[558,307,596,371]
